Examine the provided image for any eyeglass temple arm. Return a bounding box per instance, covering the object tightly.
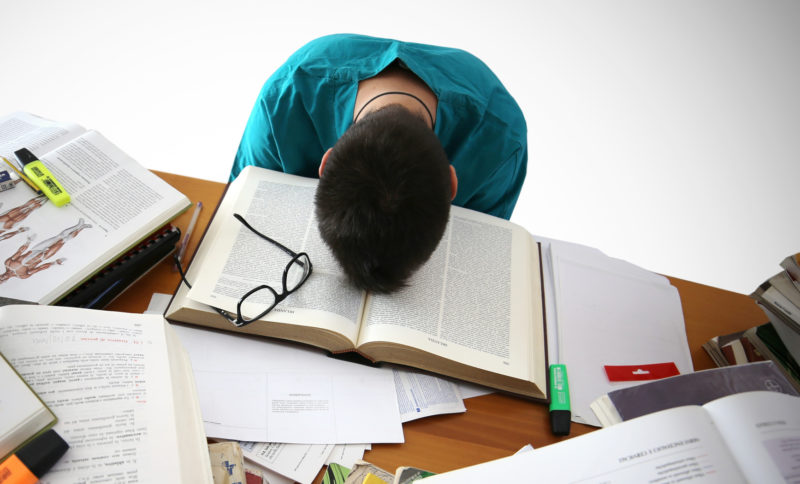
[233,213,297,258]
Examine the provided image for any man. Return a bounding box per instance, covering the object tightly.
[231,34,527,293]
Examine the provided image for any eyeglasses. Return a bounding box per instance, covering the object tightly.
[174,212,312,328]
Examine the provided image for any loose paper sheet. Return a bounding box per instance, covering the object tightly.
[172,324,404,444]
[549,241,692,427]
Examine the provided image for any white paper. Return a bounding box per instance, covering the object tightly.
[417,404,747,484]
[242,456,295,484]
[325,444,369,469]
[0,307,209,484]
[171,324,403,444]
[704,391,800,483]
[549,240,693,427]
[238,441,332,484]
[153,293,469,430]
[392,367,466,422]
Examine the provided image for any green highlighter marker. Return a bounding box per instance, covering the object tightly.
[549,364,571,436]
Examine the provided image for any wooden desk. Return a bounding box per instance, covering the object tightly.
[107,171,769,481]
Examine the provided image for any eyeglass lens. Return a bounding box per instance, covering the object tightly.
[285,253,311,292]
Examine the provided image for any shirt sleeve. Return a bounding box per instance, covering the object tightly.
[229,85,284,181]
[480,143,528,220]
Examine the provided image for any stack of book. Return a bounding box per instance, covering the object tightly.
[0,112,190,307]
[703,252,800,392]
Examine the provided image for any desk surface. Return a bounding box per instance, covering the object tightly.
[108,171,768,481]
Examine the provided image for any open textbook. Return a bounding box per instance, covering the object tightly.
[166,166,548,400]
[0,304,212,483]
[0,111,190,304]
[418,391,800,483]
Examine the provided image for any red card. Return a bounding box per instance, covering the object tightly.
[604,362,680,382]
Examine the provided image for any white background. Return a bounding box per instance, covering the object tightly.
[2,0,798,295]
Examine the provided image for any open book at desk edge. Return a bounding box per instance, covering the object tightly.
[166,166,549,401]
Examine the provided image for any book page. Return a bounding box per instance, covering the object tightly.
[163,325,216,484]
[187,167,364,344]
[0,305,206,484]
[359,206,543,382]
[0,112,85,164]
[0,129,189,304]
[419,405,748,483]
[704,391,800,483]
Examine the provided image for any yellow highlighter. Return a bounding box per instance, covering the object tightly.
[14,148,71,206]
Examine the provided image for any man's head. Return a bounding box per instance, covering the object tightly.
[314,104,456,293]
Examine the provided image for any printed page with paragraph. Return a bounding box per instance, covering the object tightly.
[182,166,366,350]
[0,112,191,304]
[0,305,213,484]
[357,206,546,398]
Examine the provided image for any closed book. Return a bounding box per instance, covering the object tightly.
[0,352,57,462]
[590,361,799,426]
[56,224,181,309]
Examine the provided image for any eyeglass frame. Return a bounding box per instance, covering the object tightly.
[174,212,313,328]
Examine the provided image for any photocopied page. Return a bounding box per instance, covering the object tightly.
[171,323,404,444]
[392,367,466,422]
[148,293,362,484]
[703,391,800,483]
[238,441,333,484]
[0,126,189,304]
[186,167,365,345]
[419,404,749,483]
[359,206,544,384]
[0,305,210,484]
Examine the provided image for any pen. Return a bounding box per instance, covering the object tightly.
[14,149,70,207]
[174,201,202,270]
[1,156,40,194]
[549,364,571,436]
[0,429,69,484]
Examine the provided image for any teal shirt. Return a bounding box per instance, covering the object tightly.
[231,34,527,219]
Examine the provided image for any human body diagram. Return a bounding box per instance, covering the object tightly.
[0,195,47,237]
[0,216,92,284]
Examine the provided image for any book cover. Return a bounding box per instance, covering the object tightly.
[0,352,57,462]
[591,361,799,426]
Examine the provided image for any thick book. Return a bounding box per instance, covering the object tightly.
[702,323,800,393]
[702,328,764,368]
[751,271,800,327]
[0,304,213,483]
[56,224,181,309]
[748,323,800,390]
[166,166,548,400]
[780,252,800,289]
[0,111,190,304]
[417,391,800,483]
[590,361,799,426]
[0,352,57,462]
